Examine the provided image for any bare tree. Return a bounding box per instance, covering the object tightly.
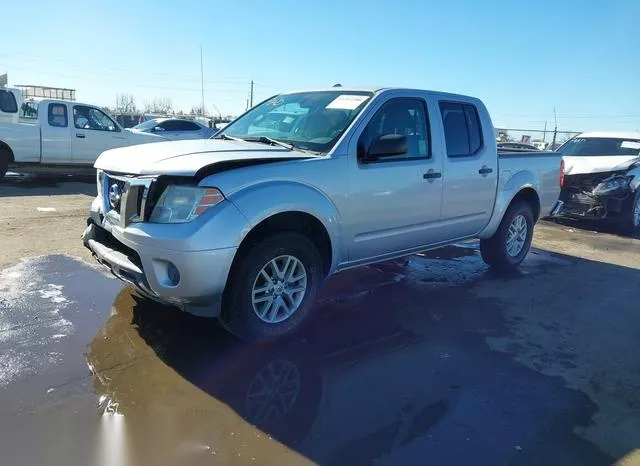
[190,105,205,116]
[115,94,136,113]
[144,97,173,114]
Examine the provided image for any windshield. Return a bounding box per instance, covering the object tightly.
[558,137,640,156]
[132,118,163,131]
[219,91,373,153]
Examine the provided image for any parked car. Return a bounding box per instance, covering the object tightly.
[552,131,640,233]
[0,97,166,179]
[128,117,215,140]
[497,141,541,151]
[83,87,562,342]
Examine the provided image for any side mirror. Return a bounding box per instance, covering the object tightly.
[367,134,407,159]
[153,126,165,132]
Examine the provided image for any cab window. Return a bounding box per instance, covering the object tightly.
[48,103,68,127]
[20,101,38,119]
[73,105,120,132]
[358,98,430,162]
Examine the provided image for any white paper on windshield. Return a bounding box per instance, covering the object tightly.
[282,116,294,124]
[326,95,369,110]
[620,141,640,150]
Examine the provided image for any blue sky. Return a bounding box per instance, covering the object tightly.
[1,0,638,132]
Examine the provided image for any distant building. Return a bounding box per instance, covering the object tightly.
[15,85,76,101]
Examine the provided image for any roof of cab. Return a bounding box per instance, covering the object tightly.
[278,87,480,101]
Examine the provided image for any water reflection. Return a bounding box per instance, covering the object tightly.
[87,264,608,466]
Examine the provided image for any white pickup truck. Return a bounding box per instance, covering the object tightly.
[0,87,164,179]
[84,87,563,342]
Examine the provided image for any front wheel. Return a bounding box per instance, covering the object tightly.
[621,191,640,237]
[480,202,535,270]
[220,232,323,343]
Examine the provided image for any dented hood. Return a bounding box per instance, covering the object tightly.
[94,138,313,176]
[563,155,640,176]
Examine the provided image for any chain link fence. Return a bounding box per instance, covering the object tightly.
[495,127,582,150]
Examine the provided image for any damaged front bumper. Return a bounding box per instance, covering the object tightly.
[554,172,636,221]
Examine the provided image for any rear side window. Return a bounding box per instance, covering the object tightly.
[20,101,38,119]
[161,120,201,131]
[439,101,483,157]
[48,103,68,127]
[0,90,18,113]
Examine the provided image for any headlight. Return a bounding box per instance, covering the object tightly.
[592,176,632,195]
[150,185,224,223]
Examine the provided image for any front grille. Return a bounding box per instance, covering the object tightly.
[104,175,127,215]
[102,173,153,226]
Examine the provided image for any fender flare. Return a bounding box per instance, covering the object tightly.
[479,170,541,239]
[227,180,343,272]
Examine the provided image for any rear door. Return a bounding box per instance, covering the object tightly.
[40,102,72,163]
[345,94,444,263]
[437,100,497,238]
[71,105,127,163]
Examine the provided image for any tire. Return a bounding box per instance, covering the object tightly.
[0,146,9,180]
[220,232,323,343]
[480,201,535,270]
[621,191,640,237]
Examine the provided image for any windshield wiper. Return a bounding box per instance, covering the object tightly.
[245,136,295,151]
[213,133,244,142]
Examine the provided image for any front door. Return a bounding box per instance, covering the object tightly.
[345,96,443,263]
[438,101,498,239]
[71,105,127,164]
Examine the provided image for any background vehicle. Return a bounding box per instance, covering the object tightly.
[0,87,22,124]
[0,98,166,179]
[83,87,562,342]
[553,131,640,234]
[128,117,215,140]
[497,141,541,151]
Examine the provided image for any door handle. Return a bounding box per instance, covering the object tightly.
[76,133,85,138]
[478,166,493,175]
[423,170,442,180]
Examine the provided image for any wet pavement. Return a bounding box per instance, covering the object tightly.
[2,239,636,465]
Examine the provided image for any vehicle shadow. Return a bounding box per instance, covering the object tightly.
[85,246,634,465]
[0,172,96,197]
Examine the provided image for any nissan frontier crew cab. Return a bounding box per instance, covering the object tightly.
[83,87,562,342]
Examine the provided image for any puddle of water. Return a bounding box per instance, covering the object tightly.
[0,250,615,465]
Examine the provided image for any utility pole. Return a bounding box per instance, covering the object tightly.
[249,80,254,109]
[551,107,558,149]
[200,44,205,116]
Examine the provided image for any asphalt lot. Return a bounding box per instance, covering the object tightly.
[1,174,639,466]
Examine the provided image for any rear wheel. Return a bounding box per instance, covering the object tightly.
[220,232,323,343]
[480,202,535,270]
[0,146,10,180]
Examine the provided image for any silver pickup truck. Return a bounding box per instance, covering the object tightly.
[83,87,562,341]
